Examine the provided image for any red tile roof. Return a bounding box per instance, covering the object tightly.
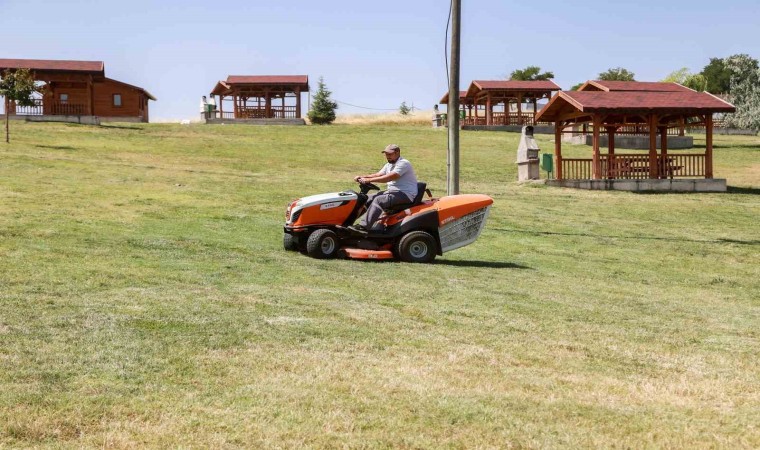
[536,90,735,122]
[439,91,468,104]
[0,58,104,73]
[226,75,309,86]
[580,80,691,92]
[472,80,561,91]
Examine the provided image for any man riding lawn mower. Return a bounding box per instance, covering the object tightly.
[283,144,493,263]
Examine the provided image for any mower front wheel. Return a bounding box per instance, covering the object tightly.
[306,229,340,259]
[397,231,437,263]
[283,233,299,251]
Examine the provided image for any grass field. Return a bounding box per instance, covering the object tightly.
[1,121,758,448]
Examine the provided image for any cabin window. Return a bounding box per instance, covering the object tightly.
[113,94,122,107]
[60,94,69,104]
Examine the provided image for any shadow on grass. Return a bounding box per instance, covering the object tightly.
[34,144,76,151]
[433,259,531,269]
[99,124,143,130]
[493,228,760,246]
[727,186,760,195]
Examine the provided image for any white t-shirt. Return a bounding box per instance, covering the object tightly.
[380,157,418,200]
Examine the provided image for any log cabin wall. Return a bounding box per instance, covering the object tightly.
[93,79,146,120]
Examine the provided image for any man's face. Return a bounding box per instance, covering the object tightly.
[385,150,400,164]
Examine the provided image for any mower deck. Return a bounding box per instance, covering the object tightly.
[342,248,395,260]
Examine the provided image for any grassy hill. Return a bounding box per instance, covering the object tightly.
[1,121,758,448]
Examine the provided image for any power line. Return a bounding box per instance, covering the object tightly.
[333,99,397,111]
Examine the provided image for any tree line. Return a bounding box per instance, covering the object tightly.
[507,54,760,132]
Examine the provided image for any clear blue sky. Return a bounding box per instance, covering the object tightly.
[3,0,758,121]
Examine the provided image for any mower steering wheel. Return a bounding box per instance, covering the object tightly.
[358,181,380,194]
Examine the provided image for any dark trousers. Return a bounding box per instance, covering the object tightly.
[359,191,410,230]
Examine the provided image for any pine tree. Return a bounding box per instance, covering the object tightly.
[1,68,38,143]
[398,101,411,115]
[307,77,338,125]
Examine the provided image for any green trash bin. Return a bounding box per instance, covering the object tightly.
[541,153,554,178]
[460,110,466,120]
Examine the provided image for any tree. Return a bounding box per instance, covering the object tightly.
[398,101,411,115]
[723,54,760,132]
[569,82,584,91]
[597,67,635,81]
[662,68,707,91]
[0,68,37,143]
[307,77,338,125]
[701,58,732,95]
[509,66,554,81]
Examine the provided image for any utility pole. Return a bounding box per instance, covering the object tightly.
[447,0,461,195]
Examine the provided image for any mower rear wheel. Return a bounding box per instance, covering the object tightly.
[397,231,436,263]
[306,229,340,259]
[283,233,299,251]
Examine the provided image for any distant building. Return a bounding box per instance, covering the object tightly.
[0,58,155,122]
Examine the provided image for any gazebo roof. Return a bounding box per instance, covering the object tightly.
[536,89,735,123]
[211,75,309,95]
[466,80,561,98]
[439,90,468,104]
[0,58,105,75]
[579,80,692,92]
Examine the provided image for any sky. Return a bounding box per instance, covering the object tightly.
[2,0,758,121]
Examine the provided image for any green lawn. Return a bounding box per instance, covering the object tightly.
[1,121,758,448]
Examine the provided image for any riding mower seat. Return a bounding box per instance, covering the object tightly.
[383,182,429,215]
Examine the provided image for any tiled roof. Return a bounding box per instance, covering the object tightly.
[105,78,156,101]
[581,80,692,92]
[0,58,104,73]
[536,90,735,122]
[472,80,561,91]
[439,91,468,104]
[226,75,309,86]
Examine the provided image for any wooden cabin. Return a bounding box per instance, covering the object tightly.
[440,80,560,127]
[535,81,735,189]
[0,58,155,122]
[209,76,309,123]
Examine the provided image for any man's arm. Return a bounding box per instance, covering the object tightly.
[354,170,385,182]
[358,172,400,184]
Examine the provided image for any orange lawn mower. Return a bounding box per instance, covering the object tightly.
[283,181,493,263]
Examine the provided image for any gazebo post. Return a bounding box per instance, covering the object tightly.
[486,92,492,126]
[555,121,563,180]
[592,115,601,179]
[517,94,523,125]
[705,114,714,178]
[659,125,668,179]
[219,95,223,118]
[532,97,538,125]
[296,87,301,118]
[607,126,616,179]
[265,90,271,118]
[648,114,659,179]
[233,94,238,118]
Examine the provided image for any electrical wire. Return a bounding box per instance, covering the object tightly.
[333,99,397,111]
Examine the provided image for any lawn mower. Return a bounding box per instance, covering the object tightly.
[283,181,493,263]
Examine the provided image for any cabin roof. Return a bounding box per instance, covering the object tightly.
[0,58,105,74]
[105,77,156,101]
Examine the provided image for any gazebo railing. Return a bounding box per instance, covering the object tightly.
[235,106,297,119]
[561,154,707,180]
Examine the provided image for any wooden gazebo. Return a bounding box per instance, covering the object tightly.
[439,80,560,127]
[535,81,735,183]
[209,75,309,121]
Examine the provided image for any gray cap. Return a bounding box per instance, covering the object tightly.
[381,144,400,154]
